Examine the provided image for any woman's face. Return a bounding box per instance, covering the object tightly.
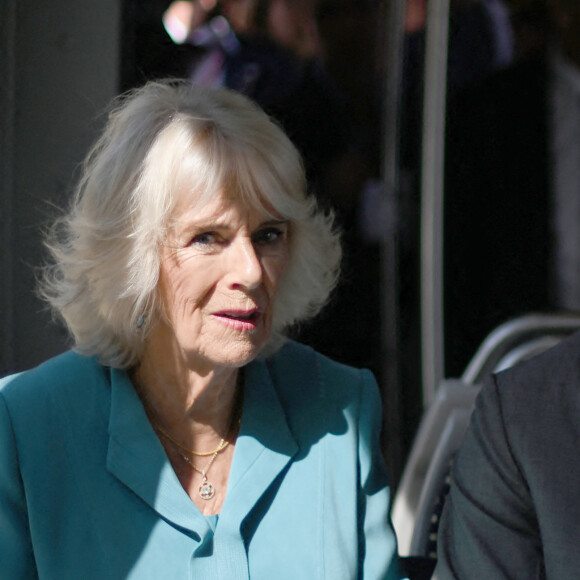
[150,189,290,373]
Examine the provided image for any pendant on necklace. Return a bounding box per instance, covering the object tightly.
[199,478,216,500]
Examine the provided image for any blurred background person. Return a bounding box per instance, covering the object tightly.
[444,0,580,376]
[160,0,355,215]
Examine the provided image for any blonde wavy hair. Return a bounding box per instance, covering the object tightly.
[40,80,341,368]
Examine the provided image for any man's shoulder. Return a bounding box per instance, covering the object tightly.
[488,330,580,427]
[497,329,580,387]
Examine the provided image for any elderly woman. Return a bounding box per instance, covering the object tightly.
[0,81,400,579]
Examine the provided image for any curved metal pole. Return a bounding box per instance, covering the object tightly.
[420,0,450,406]
[462,313,580,385]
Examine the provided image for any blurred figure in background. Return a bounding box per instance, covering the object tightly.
[162,0,356,215]
[444,0,580,376]
[404,0,514,96]
[395,0,515,389]
[400,0,515,186]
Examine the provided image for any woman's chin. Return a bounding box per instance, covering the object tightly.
[189,334,270,370]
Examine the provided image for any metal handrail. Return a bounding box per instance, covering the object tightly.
[462,312,580,385]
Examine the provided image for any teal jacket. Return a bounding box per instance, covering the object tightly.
[0,341,400,579]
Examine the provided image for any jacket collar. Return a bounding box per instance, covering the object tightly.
[106,356,298,536]
[221,357,298,523]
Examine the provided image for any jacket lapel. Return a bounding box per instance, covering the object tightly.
[106,368,210,536]
[221,357,298,523]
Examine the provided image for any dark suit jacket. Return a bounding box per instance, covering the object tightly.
[444,52,554,376]
[436,330,580,578]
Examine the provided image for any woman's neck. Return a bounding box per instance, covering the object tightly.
[132,351,241,452]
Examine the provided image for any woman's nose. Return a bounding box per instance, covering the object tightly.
[227,237,263,290]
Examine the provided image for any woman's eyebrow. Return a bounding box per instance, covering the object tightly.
[175,217,289,236]
[179,219,232,233]
[258,219,289,227]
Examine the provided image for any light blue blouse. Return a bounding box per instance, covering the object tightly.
[0,341,400,579]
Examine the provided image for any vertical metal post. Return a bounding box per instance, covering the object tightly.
[380,0,406,484]
[420,0,449,406]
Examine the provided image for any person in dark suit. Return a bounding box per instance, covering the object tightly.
[443,0,580,377]
[435,328,580,578]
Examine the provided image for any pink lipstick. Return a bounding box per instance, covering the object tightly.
[213,308,261,331]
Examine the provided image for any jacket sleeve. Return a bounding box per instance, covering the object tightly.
[357,370,402,580]
[435,373,542,579]
[0,390,38,579]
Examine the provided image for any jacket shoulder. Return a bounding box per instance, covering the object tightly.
[481,330,580,443]
[0,351,109,407]
[495,329,580,392]
[265,340,377,408]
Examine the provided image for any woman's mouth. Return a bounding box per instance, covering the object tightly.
[213,309,262,331]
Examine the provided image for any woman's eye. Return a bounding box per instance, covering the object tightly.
[189,232,219,246]
[253,227,286,246]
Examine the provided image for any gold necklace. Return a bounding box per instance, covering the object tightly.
[180,450,221,500]
[152,371,244,457]
[154,423,230,457]
[158,372,244,500]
